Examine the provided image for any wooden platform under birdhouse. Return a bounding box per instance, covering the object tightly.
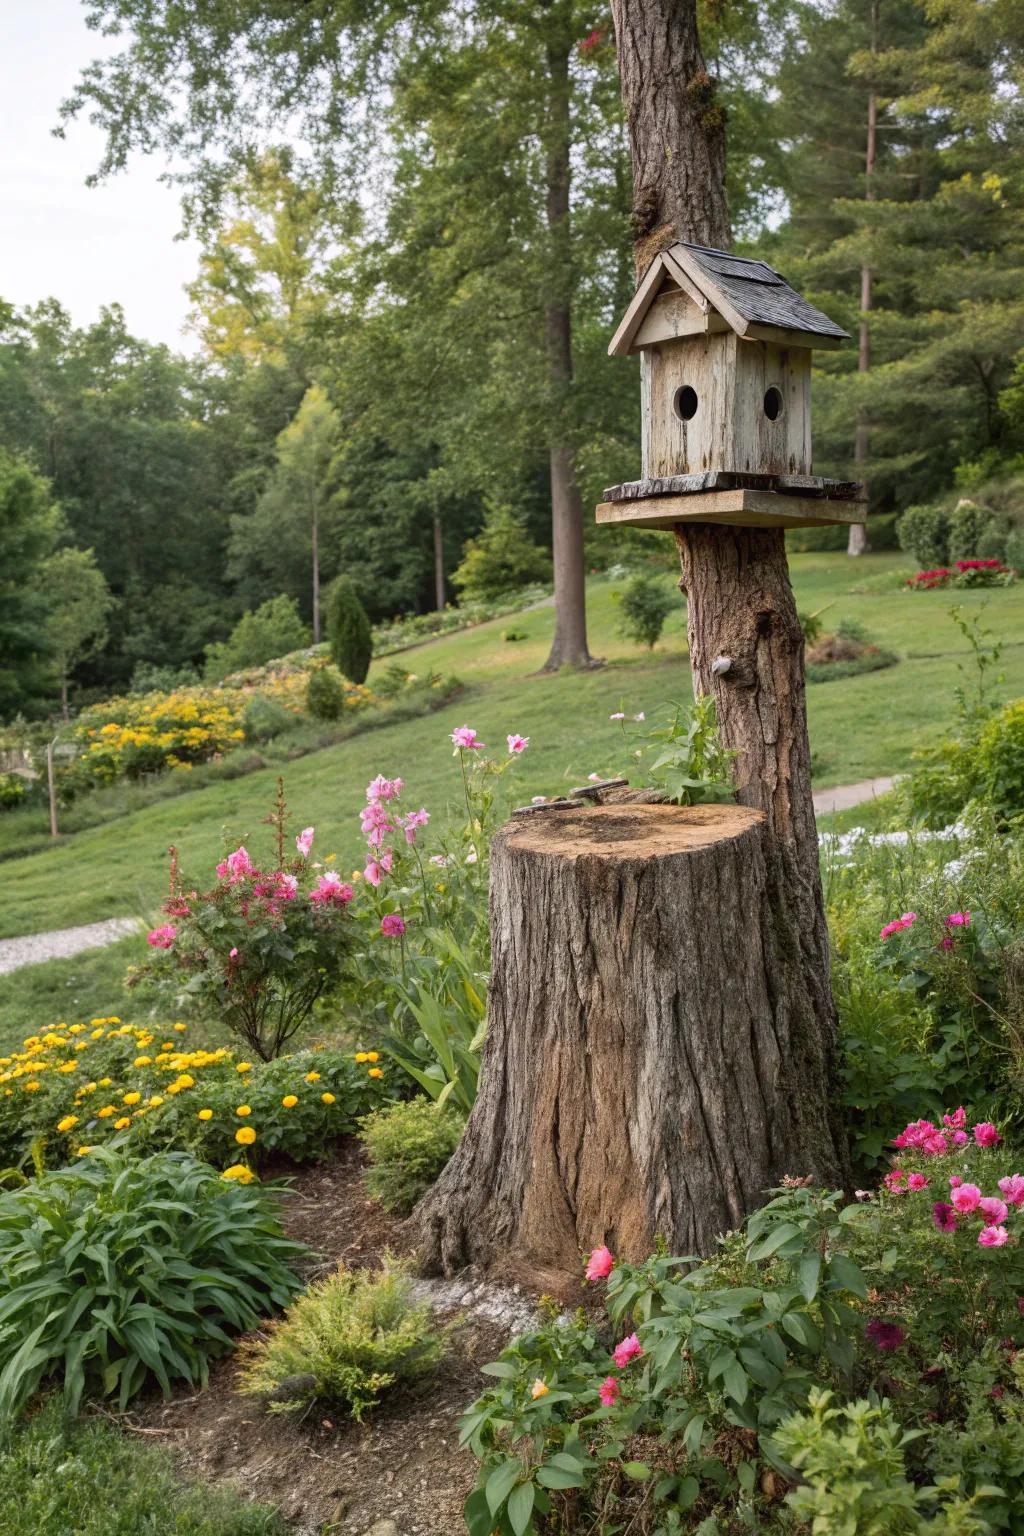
[597,470,866,531]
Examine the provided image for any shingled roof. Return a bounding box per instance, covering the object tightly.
[609,243,850,356]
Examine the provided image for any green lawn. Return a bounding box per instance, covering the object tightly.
[1,553,1022,954]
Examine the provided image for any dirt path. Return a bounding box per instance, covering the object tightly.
[0,916,139,976]
[812,775,897,816]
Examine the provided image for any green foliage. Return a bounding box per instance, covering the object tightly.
[616,571,677,650]
[900,506,951,571]
[242,693,293,744]
[451,508,552,604]
[0,1395,285,1536]
[949,501,1001,565]
[904,698,1024,829]
[0,450,59,720]
[238,1258,442,1421]
[39,547,114,711]
[204,596,310,683]
[0,1147,304,1420]
[636,695,737,806]
[0,774,26,813]
[305,662,346,720]
[359,1096,464,1214]
[326,575,373,685]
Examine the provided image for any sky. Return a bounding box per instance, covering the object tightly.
[1,0,200,351]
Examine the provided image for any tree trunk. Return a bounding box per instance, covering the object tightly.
[848,7,878,559]
[311,494,321,644]
[540,34,593,672]
[418,801,846,1281]
[60,673,69,721]
[432,511,446,611]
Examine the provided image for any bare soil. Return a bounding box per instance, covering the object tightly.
[127,1142,518,1536]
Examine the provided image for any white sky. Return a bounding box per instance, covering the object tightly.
[1,0,200,351]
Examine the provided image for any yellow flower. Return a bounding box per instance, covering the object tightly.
[173,1023,187,1032]
[134,1056,152,1067]
[198,1108,213,1121]
[22,1081,40,1092]
[98,1077,112,1087]
[236,1104,252,1117]
[221,1164,255,1184]
[56,1115,78,1133]
[148,1095,164,1107]
[123,1091,142,1106]
[235,1126,256,1146]
[281,1095,298,1109]
[366,1051,380,1063]
[77,1146,91,1156]
[355,1052,369,1064]
[321,1092,336,1105]
[368,1067,384,1079]
[304,1071,320,1083]
[176,1074,195,1089]
[236,1062,252,1074]
[531,1379,550,1400]
[97,1105,116,1118]
[114,1117,131,1130]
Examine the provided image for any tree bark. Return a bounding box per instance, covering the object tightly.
[540,31,594,672]
[418,802,846,1281]
[848,3,878,559]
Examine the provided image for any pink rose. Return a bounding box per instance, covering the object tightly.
[979,1225,1009,1248]
[974,1122,1001,1148]
[998,1174,1024,1208]
[585,1245,614,1282]
[907,1173,929,1191]
[979,1197,1009,1226]
[951,1183,982,1215]
[612,1333,643,1369]
[598,1376,619,1407]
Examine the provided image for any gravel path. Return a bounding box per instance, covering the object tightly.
[812,775,897,816]
[0,917,140,977]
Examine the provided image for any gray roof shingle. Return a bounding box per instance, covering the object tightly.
[676,244,850,341]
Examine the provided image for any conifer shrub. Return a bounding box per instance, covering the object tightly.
[451,506,552,602]
[899,504,950,570]
[326,576,373,684]
[617,571,676,650]
[305,663,346,720]
[359,1096,464,1214]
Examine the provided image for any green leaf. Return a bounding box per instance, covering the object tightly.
[622,1461,651,1482]
[798,1251,821,1302]
[507,1479,535,1536]
[827,1253,868,1298]
[747,1221,802,1261]
[485,1458,523,1516]
[536,1465,587,1490]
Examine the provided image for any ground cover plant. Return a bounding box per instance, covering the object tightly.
[359,1095,465,1213]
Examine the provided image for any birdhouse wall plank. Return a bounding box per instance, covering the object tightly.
[644,331,737,476]
[732,342,811,475]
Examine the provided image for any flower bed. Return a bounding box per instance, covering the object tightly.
[906,559,1015,590]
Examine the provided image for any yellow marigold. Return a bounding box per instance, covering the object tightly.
[98,1077,112,1087]
[368,1067,384,1079]
[91,1028,105,1040]
[56,1115,78,1133]
[97,1106,116,1118]
[236,1104,252,1117]
[355,1052,369,1064]
[160,1041,174,1051]
[58,1061,78,1073]
[69,1024,85,1035]
[148,1095,164,1107]
[123,1091,142,1106]
[221,1164,255,1184]
[321,1092,336,1105]
[281,1095,298,1109]
[77,1146,91,1156]
[82,1082,97,1094]
[236,1062,252,1074]
[304,1071,321,1083]
[235,1126,256,1146]
[22,1081,40,1092]
[134,1056,152,1068]
[198,1108,213,1121]
[114,1117,131,1130]
[176,1074,195,1089]
[366,1051,380,1063]
[173,1023,187,1033]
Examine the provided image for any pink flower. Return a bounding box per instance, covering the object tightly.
[865,1318,905,1353]
[980,1197,1009,1225]
[933,1201,958,1232]
[229,947,239,960]
[507,734,529,754]
[296,826,315,857]
[585,1245,614,1281]
[923,1132,949,1156]
[940,936,954,951]
[609,712,625,721]
[400,808,430,845]
[587,773,602,782]
[979,1225,1009,1248]
[945,911,971,927]
[146,924,177,949]
[907,1173,929,1191]
[884,1170,907,1193]
[881,912,917,940]
[943,1107,967,1130]
[974,1122,1001,1148]
[612,1333,643,1369]
[953,1130,969,1146]
[450,726,484,751]
[429,853,450,868]
[366,774,403,803]
[361,802,395,847]
[998,1175,1024,1208]
[380,913,406,937]
[226,845,254,880]
[309,872,353,906]
[598,1376,619,1407]
[950,1175,963,1189]
[363,849,394,887]
[951,1183,982,1215]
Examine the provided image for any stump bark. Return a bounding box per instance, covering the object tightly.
[418,801,846,1281]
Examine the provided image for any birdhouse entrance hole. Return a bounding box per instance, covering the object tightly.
[763,386,783,421]
[673,385,699,422]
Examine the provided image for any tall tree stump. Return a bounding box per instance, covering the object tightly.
[418,801,845,1281]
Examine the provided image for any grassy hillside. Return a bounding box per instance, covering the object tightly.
[2,552,1022,951]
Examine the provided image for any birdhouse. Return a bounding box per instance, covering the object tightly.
[598,244,865,531]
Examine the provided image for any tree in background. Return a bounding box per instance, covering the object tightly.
[203,596,310,683]
[39,547,114,717]
[326,576,372,686]
[450,506,552,603]
[0,450,59,719]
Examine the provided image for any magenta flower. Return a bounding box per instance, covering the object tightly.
[225,845,254,880]
[952,1130,969,1146]
[309,872,353,906]
[932,1201,958,1232]
[880,912,917,941]
[361,802,395,847]
[998,1175,1024,1208]
[907,1173,929,1192]
[884,1170,907,1193]
[400,808,430,845]
[979,1225,1009,1248]
[923,1132,949,1155]
[507,733,529,754]
[974,1122,1001,1148]
[865,1318,906,1353]
[363,849,394,887]
[598,1376,620,1407]
[612,1333,643,1368]
[944,1107,967,1131]
[951,1183,982,1215]
[146,924,177,949]
[945,911,971,928]
[950,1175,963,1189]
[980,1196,1009,1225]
[229,946,239,960]
[366,774,403,803]
[585,1245,614,1282]
[380,913,406,937]
[296,826,315,857]
[450,726,485,750]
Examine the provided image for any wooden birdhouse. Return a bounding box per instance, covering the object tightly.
[598,244,865,531]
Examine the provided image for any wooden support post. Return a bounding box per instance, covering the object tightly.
[46,737,59,839]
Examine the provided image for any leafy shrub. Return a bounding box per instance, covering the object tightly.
[242,694,293,743]
[0,773,26,812]
[72,687,247,786]
[451,506,552,602]
[238,1258,442,1421]
[616,571,676,649]
[305,662,346,720]
[129,659,200,694]
[633,694,736,805]
[977,520,1010,563]
[1007,527,1024,571]
[359,1096,464,1213]
[948,499,999,564]
[900,504,950,569]
[0,1395,286,1536]
[905,697,1024,827]
[0,1147,304,1419]
[326,575,373,684]
[203,596,310,683]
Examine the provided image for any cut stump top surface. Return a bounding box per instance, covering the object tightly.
[503,801,764,861]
